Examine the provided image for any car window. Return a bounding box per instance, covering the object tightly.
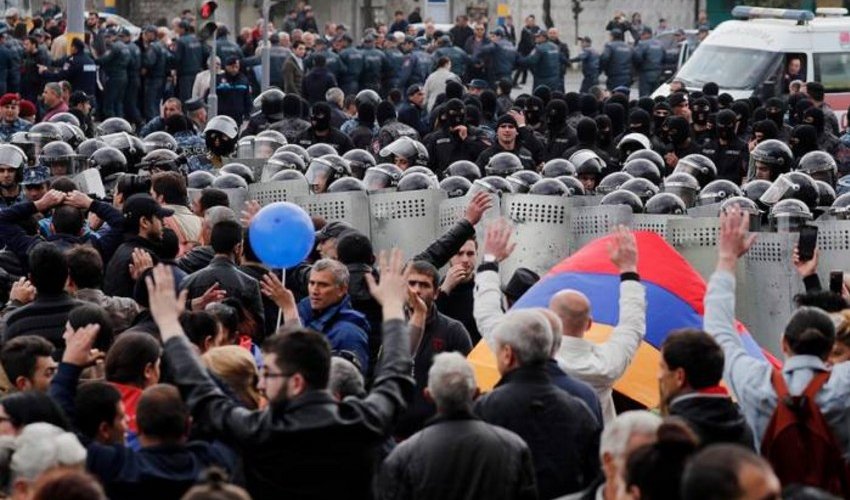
[814,52,850,93]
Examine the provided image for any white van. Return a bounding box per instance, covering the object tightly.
[654,6,850,123]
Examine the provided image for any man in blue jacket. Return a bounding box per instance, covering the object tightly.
[297,258,370,372]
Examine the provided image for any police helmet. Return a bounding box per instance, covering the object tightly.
[270,169,310,187]
[256,87,286,121]
[266,151,308,179]
[570,149,605,177]
[541,158,577,178]
[137,149,184,174]
[486,152,523,178]
[143,131,179,154]
[397,172,439,192]
[48,112,80,127]
[445,160,482,182]
[342,149,377,179]
[769,198,812,232]
[662,172,701,208]
[0,144,27,182]
[622,158,662,186]
[797,151,838,186]
[625,149,664,174]
[620,177,660,203]
[440,176,473,198]
[237,136,256,159]
[220,163,256,185]
[617,133,651,164]
[674,154,717,188]
[40,140,85,177]
[305,143,337,159]
[759,171,819,211]
[402,165,439,185]
[101,132,144,170]
[507,170,542,193]
[721,196,762,217]
[97,117,134,136]
[379,137,429,168]
[698,179,743,206]
[529,178,569,196]
[742,179,772,208]
[327,177,367,193]
[277,144,312,166]
[305,156,352,193]
[355,89,381,109]
[188,170,216,189]
[556,176,587,196]
[363,164,403,191]
[212,173,249,190]
[471,176,515,195]
[88,146,127,179]
[76,138,107,159]
[254,130,288,159]
[816,180,836,208]
[645,192,687,215]
[54,122,86,148]
[749,139,794,181]
[600,189,644,214]
[829,193,850,219]
[596,172,634,195]
[204,115,239,156]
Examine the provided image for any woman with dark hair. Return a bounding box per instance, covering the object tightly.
[0,391,71,436]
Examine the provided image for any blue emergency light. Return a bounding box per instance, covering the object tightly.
[731,6,815,24]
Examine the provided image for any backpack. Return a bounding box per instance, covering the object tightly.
[761,369,850,496]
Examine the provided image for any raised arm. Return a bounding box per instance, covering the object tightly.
[411,191,492,268]
[473,218,516,351]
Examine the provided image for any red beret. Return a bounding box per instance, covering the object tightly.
[18,99,36,117]
[0,93,20,106]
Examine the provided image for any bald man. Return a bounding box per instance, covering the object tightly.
[548,227,646,424]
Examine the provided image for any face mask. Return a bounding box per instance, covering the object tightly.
[446,109,464,127]
[525,108,541,125]
[716,124,735,141]
[653,113,668,131]
[693,107,709,126]
[312,114,330,131]
[598,128,612,146]
[766,108,783,127]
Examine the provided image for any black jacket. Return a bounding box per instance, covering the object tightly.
[163,318,415,500]
[302,66,338,104]
[378,410,538,500]
[181,256,265,339]
[435,279,479,343]
[104,235,162,298]
[345,263,383,367]
[474,365,602,499]
[295,126,354,154]
[669,392,755,450]
[2,293,82,357]
[177,245,215,274]
[424,127,490,176]
[240,262,280,339]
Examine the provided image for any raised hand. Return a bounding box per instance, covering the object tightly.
[464,191,494,226]
[9,277,36,305]
[190,282,227,311]
[64,190,94,210]
[792,245,818,278]
[365,248,407,320]
[717,207,757,272]
[261,272,295,308]
[145,264,189,340]
[129,248,154,281]
[33,189,66,212]
[483,218,516,263]
[607,225,638,274]
[62,323,100,367]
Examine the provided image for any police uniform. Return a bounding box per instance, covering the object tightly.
[295,127,354,154]
[424,127,491,175]
[600,38,633,90]
[175,130,211,173]
[42,49,97,102]
[174,31,204,103]
[571,47,600,93]
[338,44,364,96]
[142,38,170,121]
[633,37,665,97]
[96,36,130,118]
[122,33,143,126]
[0,117,30,142]
[523,38,566,92]
[475,143,535,170]
[359,41,387,94]
[700,138,749,184]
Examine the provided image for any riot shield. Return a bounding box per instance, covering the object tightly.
[812,220,850,286]
[74,168,105,199]
[569,205,633,254]
[293,190,371,238]
[248,180,310,206]
[666,217,720,282]
[630,214,688,239]
[369,189,446,258]
[499,193,572,283]
[220,187,249,215]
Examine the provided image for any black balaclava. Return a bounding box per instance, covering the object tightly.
[790,124,818,158]
[443,98,466,128]
[803,107,825,136]
[479,90,498,121]
[465,105,482,127]
[652,101,672,132]
[603,102,625,137]
[791,98,813,127]
[691,97,710,126]
[546,99,568,131]
[311,102,332,131]
[283,94,301,118]
[376,100,396,127]
[524,96,544,127]
[765,97,785,130]
[730,101,751,136]
[747,96,762,112]
[579,94,598,117]
[637,97,655,115]
[717,93,734,109]
[715,109,737,142]
[608,93,629,113]
[565,92,580,114]
[628,108,652,137]
[751,107,767,123]
[445,80,464,100]
[357,102,376,126]
[595,115,613,148]
[576,117,597,146]
[663,116,691,146]
[533,85,551,105]
[702,82,719,97]
[752,119,778,142]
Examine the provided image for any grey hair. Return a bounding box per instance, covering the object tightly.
[600,410,662,461]
[325,87,344,106]
[493,309,553,366]
[329,357,365,399]
[427,352,476,412]
[536,308,563,356]
[313,259,349,287]
[44,82,63,96]
[204,206,238,227]
[7,423,86,483]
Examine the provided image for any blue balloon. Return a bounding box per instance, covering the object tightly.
[249,202,315,269]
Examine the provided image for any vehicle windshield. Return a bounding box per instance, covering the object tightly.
[675,45,781,90]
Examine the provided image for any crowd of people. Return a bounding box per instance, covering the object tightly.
[0,1,849,499]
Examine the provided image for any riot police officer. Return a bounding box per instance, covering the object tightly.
[140,25,169,121]
[632,27,664,97]
[95,27,129,118]
[433,35,471,81]
[337,34,364,96]
[570,37,599,93]
[423,98,490,175]
[522,31,566,93]
[381,36,406,92]
[0,144,26,207]
[173,20,204,103]
[699,109,749,185]
[476,28,518,84]
[39,38,97,104]
[296,102,355,154]
[600,28,633,91]
[475,114,536,170]
[214,26,244,69]
[359,34,387,94]
[119,28,143,128]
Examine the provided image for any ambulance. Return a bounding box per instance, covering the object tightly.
[654,6,850,123]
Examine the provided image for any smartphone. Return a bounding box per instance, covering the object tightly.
[797,224,818,262]
[830,271,844,294]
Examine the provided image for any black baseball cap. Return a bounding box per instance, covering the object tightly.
[69,91,91,107]
[315,221,353,243]
[123,193,174,226]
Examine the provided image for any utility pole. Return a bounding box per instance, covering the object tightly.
[65,0,84,55]
[261,0,271,91]
[201,1,219,117]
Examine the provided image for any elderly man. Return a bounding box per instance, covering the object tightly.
[41,82,68,121]
[296,259,370,372]
[379,352,537,499]
[548,226,646,424]
[474,309,601,499]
